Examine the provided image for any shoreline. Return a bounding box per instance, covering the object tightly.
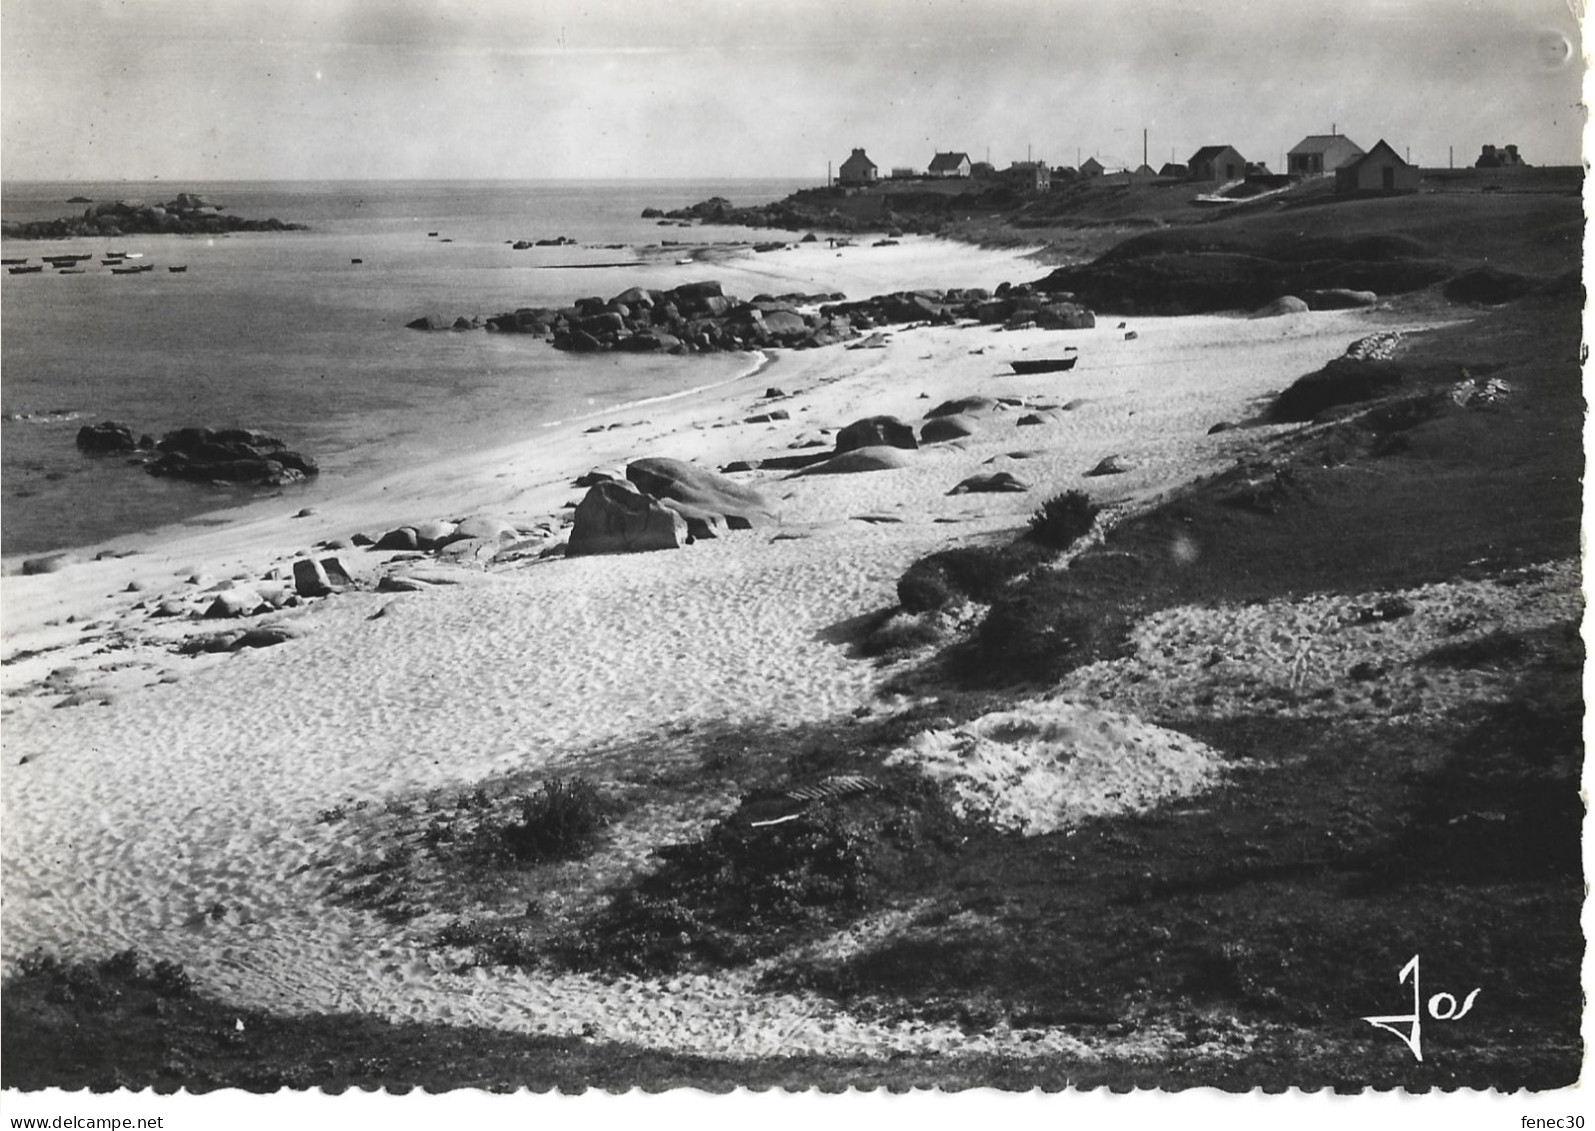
[1,234,1473,1062]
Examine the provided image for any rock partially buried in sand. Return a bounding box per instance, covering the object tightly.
[1085,454,1133,477]
[920,414,981,445]
[204,589,268,618]
[925,396,1002,419]
[948,471,1030,494]
[450,514,520,543]
[566,479,689,556]
[792,445,916,477]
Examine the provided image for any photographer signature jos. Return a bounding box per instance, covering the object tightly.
[1362,953,1481,1062]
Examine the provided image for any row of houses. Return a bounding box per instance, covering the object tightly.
[839,131,1433,195]
[838,148,1051,191]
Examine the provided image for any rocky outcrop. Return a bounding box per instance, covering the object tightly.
[566,479,689,556]
[411,280,1084,356]
[144,428,319,487]
[2,194,305,240]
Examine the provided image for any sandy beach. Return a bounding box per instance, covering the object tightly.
[0,236,1524,1061]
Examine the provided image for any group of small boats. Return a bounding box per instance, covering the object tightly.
[4,251,188,276]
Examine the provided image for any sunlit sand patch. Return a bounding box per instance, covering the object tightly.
[889,702,1227,834]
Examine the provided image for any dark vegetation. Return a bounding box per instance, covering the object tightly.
[552,769,970,975]
[498,777,613,864]
[1027,487,1101,548]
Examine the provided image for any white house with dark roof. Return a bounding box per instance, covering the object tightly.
[1335,139,1419,194]
[1187,145,1246,182]
[927,151,972,178]
[1288,133,1365,177]
[838,148,879,186]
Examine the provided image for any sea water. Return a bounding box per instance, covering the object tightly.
[0,178,813,557]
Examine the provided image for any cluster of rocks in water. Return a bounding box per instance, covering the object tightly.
[407,279,1093,354]
[1,193,306,240]
[75,423,318,487]
[640,195,938,235]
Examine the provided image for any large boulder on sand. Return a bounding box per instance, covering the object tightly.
[566,479,689,556]
[793,445,916,476]
[834,415,918,454]
[625,457,778,530]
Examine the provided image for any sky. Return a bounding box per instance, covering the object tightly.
[0,0,1585,181]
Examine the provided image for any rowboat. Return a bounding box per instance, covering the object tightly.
[1,257,27,265]
[168,265,188,273]
[110,266,144,275]
[8,264,44,275]
[1009,356,1079,375]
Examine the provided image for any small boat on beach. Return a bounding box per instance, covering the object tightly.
[110,266,145,275]
[168,265,188,273]
[8,264,44,275]
[1009,356,1079,375]
[0,257,26,265]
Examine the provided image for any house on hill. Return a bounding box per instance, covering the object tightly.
[1288,133,1364,177]
[1004,160,1051,193]
[838,148,879,186]
[1476,144,1527,168]
[928,151,972,178]
[1187,145,1246,182]
[1079,156,1105,178]
[1335,139,1419,194]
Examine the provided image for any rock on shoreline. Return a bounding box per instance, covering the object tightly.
[409,279,1094,354]
[76,422,319,487]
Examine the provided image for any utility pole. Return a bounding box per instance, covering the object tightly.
[1143,128,1148,170]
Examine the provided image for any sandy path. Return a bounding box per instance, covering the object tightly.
[1,238,1469,1060]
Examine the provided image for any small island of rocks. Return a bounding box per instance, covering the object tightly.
[2,192,307,240]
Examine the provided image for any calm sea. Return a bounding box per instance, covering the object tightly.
[0,178,814,557]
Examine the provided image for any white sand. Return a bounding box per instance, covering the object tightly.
[1,235,1505,1062]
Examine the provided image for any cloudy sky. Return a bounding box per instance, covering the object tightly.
[1,0,1584,181]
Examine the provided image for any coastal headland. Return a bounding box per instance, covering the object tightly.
[2,166,1583,1091]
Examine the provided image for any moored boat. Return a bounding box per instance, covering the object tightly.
[0,257,27,265]
[1010,355,1079,374]
[8,264,44,274]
